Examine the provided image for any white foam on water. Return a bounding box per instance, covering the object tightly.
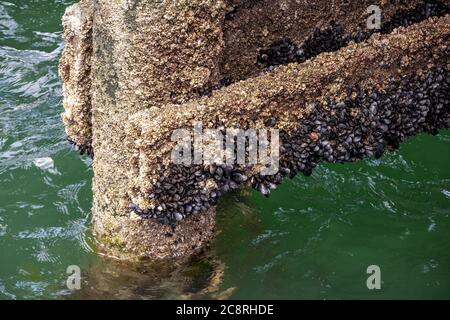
[0,223,6,237]
[33,157,59,175]
[0,2,18,37]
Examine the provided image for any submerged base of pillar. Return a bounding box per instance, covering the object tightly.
[92,206,216,260]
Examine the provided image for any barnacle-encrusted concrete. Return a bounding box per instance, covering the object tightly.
[59,0,450,259]
[88,0,228,259]
[59,0,93,155]
[220,0,428,82]
[127,16,450,227]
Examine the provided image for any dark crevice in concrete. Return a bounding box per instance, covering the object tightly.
[196,78,232,98]
[224,0,263,21]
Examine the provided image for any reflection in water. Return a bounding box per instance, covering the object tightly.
[72,191,256,300]
[75,248,234,300]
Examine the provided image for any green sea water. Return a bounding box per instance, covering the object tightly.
[1,0,449,300]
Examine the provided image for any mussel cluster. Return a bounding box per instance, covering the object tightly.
[257,0,450,69]
[131,68,449,225]
[68,138,94,158]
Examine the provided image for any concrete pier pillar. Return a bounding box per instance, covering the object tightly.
[60,0,450,259]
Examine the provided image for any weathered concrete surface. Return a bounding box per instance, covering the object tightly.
[59,0,449,259]
[89,0,227,259]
